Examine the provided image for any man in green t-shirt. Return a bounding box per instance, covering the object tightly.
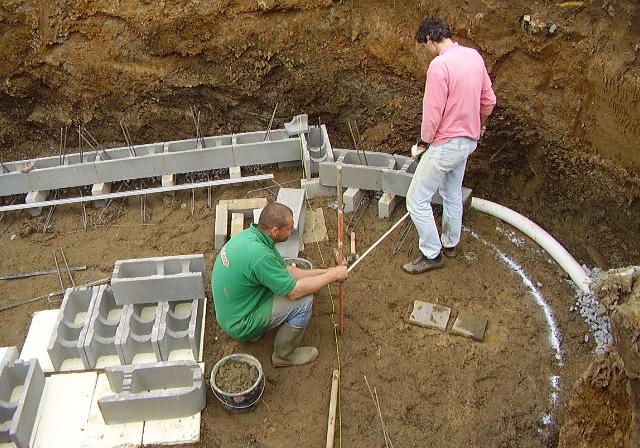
[212,202,348,367]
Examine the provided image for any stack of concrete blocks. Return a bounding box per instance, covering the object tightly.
[47,285,101,370]
[111,254,206,305]
[98,361,206,424]
[214,198,268,249]
[0,347,45,448]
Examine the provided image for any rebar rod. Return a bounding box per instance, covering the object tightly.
[264,102,278,142]
[59,248,76,288]
[52,251,65,291]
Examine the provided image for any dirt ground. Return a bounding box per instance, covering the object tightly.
[1,0,640,447]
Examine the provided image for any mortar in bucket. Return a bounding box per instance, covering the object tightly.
[211,353,265,413]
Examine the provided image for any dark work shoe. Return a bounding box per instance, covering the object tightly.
[402,253,443,274]
[443,245,458,258]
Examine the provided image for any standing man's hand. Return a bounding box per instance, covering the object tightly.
[331,265,348,282]
[411,139,429,159]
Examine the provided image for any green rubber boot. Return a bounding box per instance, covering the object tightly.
[272,323,318,367]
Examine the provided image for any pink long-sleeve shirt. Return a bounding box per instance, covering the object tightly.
[421,42,496,146]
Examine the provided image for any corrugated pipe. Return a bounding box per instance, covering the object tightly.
[471,197,592,293]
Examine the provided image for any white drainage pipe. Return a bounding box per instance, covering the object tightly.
[471,197,592,293]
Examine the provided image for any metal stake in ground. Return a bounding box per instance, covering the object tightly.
[336,164,345,335]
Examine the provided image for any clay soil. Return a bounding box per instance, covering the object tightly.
[1,1,640,447]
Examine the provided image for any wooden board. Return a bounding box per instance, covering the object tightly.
[303,208,328,244]
[32,372,98,448]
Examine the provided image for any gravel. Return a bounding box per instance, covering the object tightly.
[570,267,613,354]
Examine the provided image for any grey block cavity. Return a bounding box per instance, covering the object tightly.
[153,298,205,362]
[82,285,125,369]
[98,361,205,424]
[47,286,101,370]
[111,254,206,305]
[115,303,163,365]
[285,114,309,137]
[0,358,45,448]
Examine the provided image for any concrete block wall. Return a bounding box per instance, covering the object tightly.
[47,286,100,370]
[98,361,205,424]
[82,285,124,369]
[115,302,163,365]
[319,149,397,191]
[153,298,204,362]
[111,254,206,305]
[0,358,45,448]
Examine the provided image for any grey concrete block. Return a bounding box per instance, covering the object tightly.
[0,358,45,448]
[319,149,396,191]
[230,212,244,237]
[47,286,101,370]
[451,311,488,342]
[300,178,337,199]
[378,192,400,219]
[161,174,176,196]
[0,347,18,372]
[153,298,204,362]
[408,301,451,332]
[98,361,206,424]
[115,302,163,365]
[233,138,301,167]
[82,285,125,368]
[91,182,112,208]
[214,204,229,250]
[111,254,206,305]
[343,188,364,214]
[275,188,306,257]
[229,166,241,180]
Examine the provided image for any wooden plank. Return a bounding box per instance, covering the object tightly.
[303,208,328,244]
[0,174,274,213]
[33,372,98,448]
[81,374,144,448]
[141,363,204,446]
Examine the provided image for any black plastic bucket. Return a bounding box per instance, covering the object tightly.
[284,257,314,270]
[210,354,264,413]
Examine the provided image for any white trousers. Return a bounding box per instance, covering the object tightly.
[406,137,477,259]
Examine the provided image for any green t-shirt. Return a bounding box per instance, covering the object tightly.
[212,224,297,341]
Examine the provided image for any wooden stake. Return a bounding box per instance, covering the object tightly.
[336,164,345,335]
[350,231,356,255]
[326,369,340,448]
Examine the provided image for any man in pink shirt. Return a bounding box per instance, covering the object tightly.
[404,17,496,274]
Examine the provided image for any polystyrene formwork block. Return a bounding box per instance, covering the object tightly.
[115,303,163,365]
[111,254,206,305]
[343,188,364,214]
[47,286,101,370]
[82,285,126,369]
[0,358,45,448]
[98,361,205,424]
[153,298,204,362]
[214,204,228,250]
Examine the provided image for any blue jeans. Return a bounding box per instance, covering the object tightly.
[406,137,477,259]
[267,294,313,330]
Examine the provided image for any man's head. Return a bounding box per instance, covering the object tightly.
[415,17,453,57]
[258,202,295,243]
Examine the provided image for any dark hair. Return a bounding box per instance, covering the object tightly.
[258,202,293,230]
[415,17,452,43]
